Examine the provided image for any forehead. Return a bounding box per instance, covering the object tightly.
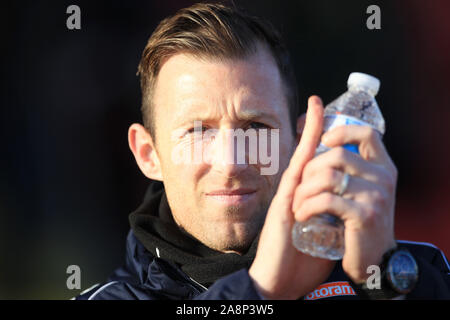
[152,46,289,126]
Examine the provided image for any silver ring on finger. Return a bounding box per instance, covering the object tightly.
[337,172,351,197]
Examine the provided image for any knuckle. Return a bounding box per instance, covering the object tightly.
[322,193,335,207]
[363,204,379,226]
[385,176,396,194]
[376,167,396,194]
[323,168,338,185]
[383,171,397,194]
[333,146,347,161]
[365,127,379,142]
[372,189,387,207]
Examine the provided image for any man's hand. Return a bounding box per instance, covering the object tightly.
[292,103,398,284]
[249,96,336,300]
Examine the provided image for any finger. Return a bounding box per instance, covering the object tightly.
[292,169,384,212]
[277,96,324,198]
[294,192,362,224]
[302,147,393,188]
[321,125,392,167]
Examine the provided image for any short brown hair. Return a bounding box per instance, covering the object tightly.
[137,1,300,139]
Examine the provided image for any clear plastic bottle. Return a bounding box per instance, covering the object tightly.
[291,72,385,260]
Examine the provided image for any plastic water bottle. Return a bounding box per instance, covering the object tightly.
[291,72,385,260]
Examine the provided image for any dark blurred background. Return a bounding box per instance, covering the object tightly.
[1,0,449,299]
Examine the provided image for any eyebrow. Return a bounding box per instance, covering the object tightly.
[174,109,281,127]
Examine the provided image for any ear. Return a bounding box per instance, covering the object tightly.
[128,123,163,181]
[295,113,307,144]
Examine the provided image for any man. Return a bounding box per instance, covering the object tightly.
[77,2,450,300]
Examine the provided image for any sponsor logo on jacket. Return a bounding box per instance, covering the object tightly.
[304,281,356,300]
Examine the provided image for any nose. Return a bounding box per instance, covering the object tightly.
[209,129,249,178]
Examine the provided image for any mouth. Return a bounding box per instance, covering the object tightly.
[205,188,257,205]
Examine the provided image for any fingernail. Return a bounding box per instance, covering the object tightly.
[312,96,322,104]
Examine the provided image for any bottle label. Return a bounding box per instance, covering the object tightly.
[323,113,371,131]
[320,114,373,155]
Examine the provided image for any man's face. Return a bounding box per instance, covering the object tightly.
[151,46,296,253]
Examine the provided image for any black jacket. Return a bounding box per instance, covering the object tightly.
[77,184,450,300]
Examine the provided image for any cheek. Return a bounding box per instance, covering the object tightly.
[160,158,205,188]
[280,138,296,168]
[158,141,208,193]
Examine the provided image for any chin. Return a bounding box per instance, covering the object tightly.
[214,217,263,244]
[207,204,259,225]
[206,231,256,253]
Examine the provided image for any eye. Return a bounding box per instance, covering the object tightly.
[248,122,270,130]
[186,126,208,134]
